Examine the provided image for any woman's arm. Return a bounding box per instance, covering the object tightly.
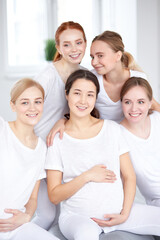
[0,181,40,232]
[47,165,116,205]
[92,152,136,227]
[152,98,160,113]
[47,118,67,146]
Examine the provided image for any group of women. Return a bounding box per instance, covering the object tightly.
[1,20,160,240]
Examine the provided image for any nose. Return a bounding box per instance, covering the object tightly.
[80,94,87,104]
[29,102,36,111]
[131,102,137,111]
[71,44,77,52]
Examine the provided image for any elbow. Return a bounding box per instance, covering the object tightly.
[48,192,61,205]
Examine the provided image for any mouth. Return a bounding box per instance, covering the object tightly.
[26,113,38,118]
[129,113,141,117]
[77,106,87,111]
[69,53,81,59]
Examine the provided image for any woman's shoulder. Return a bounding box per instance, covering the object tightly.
[34,62,59,83]
[0,116,6,134]
[150,110,160,122]
[130,70,147,80]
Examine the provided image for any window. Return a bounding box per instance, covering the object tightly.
[5,0,49,76]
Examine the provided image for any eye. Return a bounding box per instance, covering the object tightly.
[77,41,82,45]
[74,92,80,95]
[35,100,42,104]
[124,100,131,104]
[21,101,28,105]
[98,54,103,58]
[88,93,94,97]
[90,55,94,60]
[64,43,69,47]
[138,100,144,104]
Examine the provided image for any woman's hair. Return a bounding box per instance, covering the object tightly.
[54,21,87,62]
[120,77,153,114]
[65,69,100,119]
[10,78,45,104]
[92,30,142,72]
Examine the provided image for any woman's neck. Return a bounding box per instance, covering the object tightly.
[8,120,38,149]
[54,59,80,83]
[121,116,151,139]
[65,114,103,139]
[104,67,130,85]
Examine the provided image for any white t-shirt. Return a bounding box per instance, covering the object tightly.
[121,111,160,207]
[92,69,147,123]
[45,120,129,219]
[34,63,69,141]
[0,117,46,219]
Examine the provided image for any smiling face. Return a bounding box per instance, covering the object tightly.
[122,86,152,124]
[66,78,97,119]
[57,29,86,64]
[90,40,122,75]
[11,86,44,127]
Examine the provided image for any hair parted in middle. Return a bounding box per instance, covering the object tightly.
[54,21,87,62]
[65,69,100,119]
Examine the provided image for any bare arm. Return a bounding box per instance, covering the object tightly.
[0,181,40,232]
[152,98,160,113]
[47,165,116,205]
[92,152,136,227]
[47,118,67,146]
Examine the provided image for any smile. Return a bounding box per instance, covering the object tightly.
[26,114,38,117]
[70,54,80,59]
[77,106,87,110]
[129,113,141,117]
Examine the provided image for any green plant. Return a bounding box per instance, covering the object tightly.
[44,39,57,61]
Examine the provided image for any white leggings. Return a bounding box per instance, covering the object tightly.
[59,203,160,240]
[32,179,56,230]
[0,222,59,240]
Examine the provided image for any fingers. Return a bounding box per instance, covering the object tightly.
[4,209,19,214]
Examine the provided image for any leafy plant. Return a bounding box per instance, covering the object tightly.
[44,39,57,61]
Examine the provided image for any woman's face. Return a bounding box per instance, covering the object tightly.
[122,86,152,124]
[66,78,97,118]
[11,86,44,126]
[57,29,86,64]
[90,40,121,75]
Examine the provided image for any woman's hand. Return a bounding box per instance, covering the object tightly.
[91,212,128,227]
[0,209,31,232]
[85,164,116,183]
[47,118,66,146]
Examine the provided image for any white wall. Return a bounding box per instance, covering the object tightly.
[137,0,160,101]
[0,0,160,120]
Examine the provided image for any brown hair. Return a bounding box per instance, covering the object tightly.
[11,78,45,104]
[65,69,100,119]
[54,21,87,62]
[120,77,153,114]
[92,31,142,71]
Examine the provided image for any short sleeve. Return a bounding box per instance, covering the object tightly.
[45,135,63,172]
[118,127,130,156]
[0,117,5,135]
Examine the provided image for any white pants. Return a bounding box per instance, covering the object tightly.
[32,179,56,230]
[59,203,160,240]
[0,222,59,240]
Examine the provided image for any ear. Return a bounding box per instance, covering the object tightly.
[65,91,68,101]
[56,44,62,55]
[10,101,16,112]
[116,51,122,62]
